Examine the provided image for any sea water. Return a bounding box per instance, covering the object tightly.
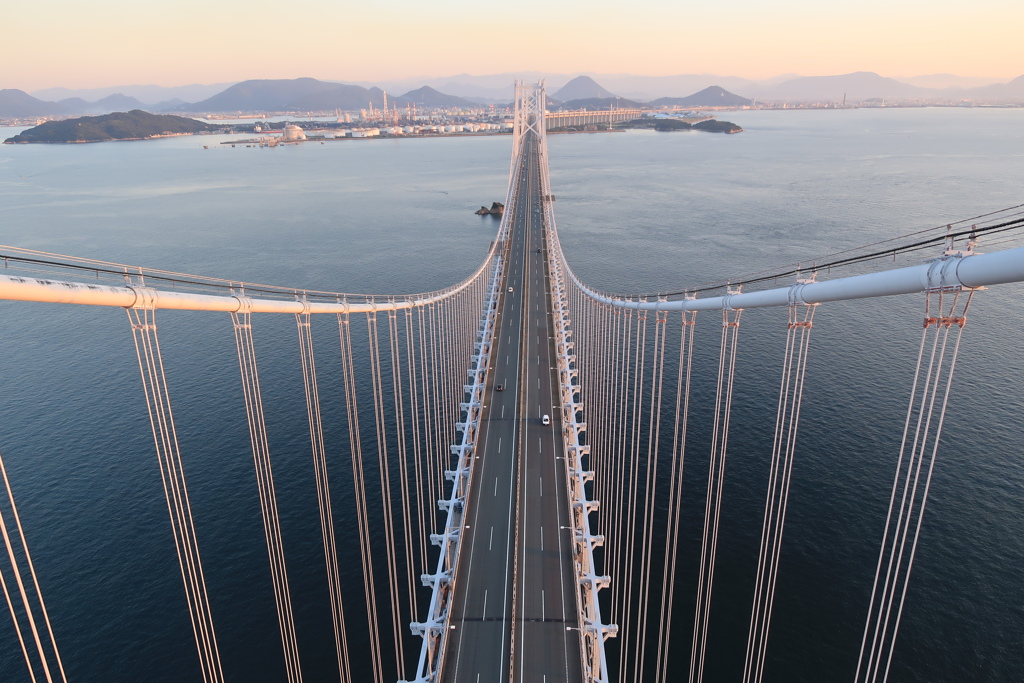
[0,107,1022,681]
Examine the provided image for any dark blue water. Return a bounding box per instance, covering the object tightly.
[1,108,1023,681]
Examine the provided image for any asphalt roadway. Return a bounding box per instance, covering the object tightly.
[440,132,582,683]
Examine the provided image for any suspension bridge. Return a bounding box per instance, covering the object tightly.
[1,81,1023,683]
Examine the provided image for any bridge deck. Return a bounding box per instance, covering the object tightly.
[441,132,582,682]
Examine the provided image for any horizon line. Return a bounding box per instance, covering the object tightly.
[16,69,1022,95]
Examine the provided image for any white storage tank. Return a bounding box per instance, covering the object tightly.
[281,124,306,141]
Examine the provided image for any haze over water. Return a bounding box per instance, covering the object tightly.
[1,107,1023,680]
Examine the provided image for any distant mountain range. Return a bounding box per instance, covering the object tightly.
[31,83,232,106]
[0,79,482,119]
[0,89,162,118]
[61,93,147,114]
[356,71,1023,105]
[398,86,478,109]
[180,77,341,112]
[554,85,752,110]
[756,71,922,102]
[719,71,1024,103]
[3,71,1023,119]
[175,79,480,113]
[650,86,752,108]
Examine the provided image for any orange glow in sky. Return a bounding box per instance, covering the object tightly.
[4,0,1022,90]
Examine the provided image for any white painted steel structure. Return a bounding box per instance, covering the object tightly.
[531,80,618,683]
[559,244,1024,312]
[405,249,507,683]
[3,78,1024,683]
[0,248,500,314]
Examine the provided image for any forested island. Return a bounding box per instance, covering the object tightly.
[4,110,223,143]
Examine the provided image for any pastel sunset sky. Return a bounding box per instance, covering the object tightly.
[5,0,1021,90]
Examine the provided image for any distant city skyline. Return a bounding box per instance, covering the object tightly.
[5,0,1021,91]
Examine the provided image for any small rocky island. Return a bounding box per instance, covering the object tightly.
[4,110,223,143]
[475,202,505,216]
[622,117,743,134]
[669,118,743,133]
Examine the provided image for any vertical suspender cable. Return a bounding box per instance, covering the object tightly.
[857,301,937,683]
[690,307,742,683]
[597,303,616,543]
[428,304,444,502]
[634,307,669,683]
[438,300,455,461]
[337,312,385,683]
[364,311,406,674]
[0,448,67,683]
[881,292,972,682]
[590,299,605,537]
[387,308,418,625]
[598,305,615,543]
[230,309,303,683]
[743,303,816,683]
[619,307,649,679]
[856,288,975,683]
[601,300,616,556]
[609,309,632,629]
[418,307,438,526]
[655,309,697,683]
[583,297,599,524]
[128,304,224,683]
[295,312,351,683]
[404,308,430,574]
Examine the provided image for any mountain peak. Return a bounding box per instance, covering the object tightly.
[398,86,477,108]
[0,88,67,118]
[552,75,616,102]
[649,86,752,108]
[181,78,340,112]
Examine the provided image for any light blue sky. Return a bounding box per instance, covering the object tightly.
[6,0,1021,90]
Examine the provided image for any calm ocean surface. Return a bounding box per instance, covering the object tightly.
[1,107,1023,681]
